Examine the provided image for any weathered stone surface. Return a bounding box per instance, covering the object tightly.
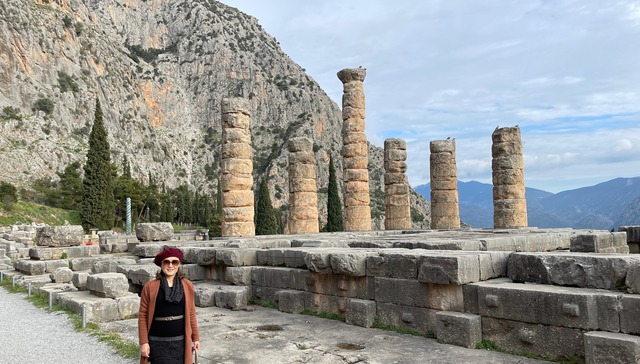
[620,294,640,335]
[72,271,90,290]
[56,290,139,322]
[135,222,173,242]
[366,250,421,279]
[508,252,640,290]
[181,264,208,281]
[50,267,73,283]
[375,277,429,307]
[277,290,306,314]
[29,247,64,260]
[304,292,348,316]
[619,226,640,242]
[86,273,129,298]
[117,264,159,285]
[473,281,620,331]
[584,331,640,364]
[330,251,377,277]
[626,264,640,294]
[346,298,376,328]
[308,273,368,298]
[69,256,112,272]
[216,248,258,266]
[35,225,83,247]
[430,139,460,229]
[482,317,585,360]
[225,266,253,286]
[251,266,310,291]
[376,302,437,335]
[193,282,218,307]
[570,232,629,253]
[492,126,527,228]
[418,254,480,285]
[215,285,250,310]
[15,259,46,275]
[436,312,482,349]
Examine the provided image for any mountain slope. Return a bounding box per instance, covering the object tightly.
[0,0,429,229]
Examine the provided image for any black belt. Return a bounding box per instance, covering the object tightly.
[149,335,185,342]
[154,315,184,322]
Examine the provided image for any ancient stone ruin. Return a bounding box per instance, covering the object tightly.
[430,139,461,229]
[220,97,255,237]
[338,67,371,231]
[288,137,319,234]
[492,126,528,228]
[383,138,411,230]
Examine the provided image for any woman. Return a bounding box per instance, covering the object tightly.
[138,247,200,364]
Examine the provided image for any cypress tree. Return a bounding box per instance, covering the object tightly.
[326,155,344,232]
[255,179,278,235]
[81,98,115,231]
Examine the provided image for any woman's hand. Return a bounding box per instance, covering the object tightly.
[193,341,200,351]
[140,343,150,358]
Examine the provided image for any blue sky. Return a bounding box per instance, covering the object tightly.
[222,0,640,193]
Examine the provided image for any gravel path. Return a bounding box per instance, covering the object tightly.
[0,288,137,364]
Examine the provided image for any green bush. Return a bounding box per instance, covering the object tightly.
[32,97,54,115]
[1,106,22,121]
[0,181,18,211]
[58,71,79,93]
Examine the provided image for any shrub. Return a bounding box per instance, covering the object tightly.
[0,181,18,210]
[32,97,54,115]
[1,106,22,121]
[58,71,79,92]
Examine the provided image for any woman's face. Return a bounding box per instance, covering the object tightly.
[161,256,181,278]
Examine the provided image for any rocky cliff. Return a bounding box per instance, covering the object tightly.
[0,0,429,229]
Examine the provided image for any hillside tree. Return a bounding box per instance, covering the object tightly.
[326,155,344,232]
[255,179,278,235]
[81,98,115,231]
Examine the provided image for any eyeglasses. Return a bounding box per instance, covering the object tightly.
[162,259,181,267]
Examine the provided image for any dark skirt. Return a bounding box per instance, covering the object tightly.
[149,335,185,364]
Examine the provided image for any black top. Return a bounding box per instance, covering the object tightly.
[148,283,185,337]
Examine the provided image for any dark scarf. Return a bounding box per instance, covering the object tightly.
[160,274,184,304]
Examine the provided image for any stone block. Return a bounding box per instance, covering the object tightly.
[570,232,627,253]
[91,260,121,274]
[225,266,253,285]
[136,222,174,242]
[283,249,308,269]
[35,225,83,247]
[50,267,73,283]
[252,286,282,304]
[308,273,368,298]
[330,251,376,277]
[376,302,437,335]
[15,259,46,275]
[181,264,207,281]
[66,245,101,258]
[482,317,585,360]
[474,281,620,331]
[620,294,640,335]
[508,252,640,290]
[375,277,428,307]
[181,247,217,265]
[346,298,376,328]
[216,248,258,266]
[418,254,479,285]
[426,283,464,311]
[133,244,167,258]
[215,285,250,310]
[584,331,640,364]
[72,271,90,290]
[304,292,347,316]
[69,256,111,272]
[110,243,129,253]
[435,311,482,348]
[619,226,640,243]
[45,260,69,273]
[116,293,140,319]
[29,247,65,260]
[625,264,640,294]
[366,250,420,279]
[56,291,121,323]
[277,290,306,314]
[193,282,218,307]
[86,273,130,298]
[304,250,332,273]
[117,264,158,286]
[256,249,285,266]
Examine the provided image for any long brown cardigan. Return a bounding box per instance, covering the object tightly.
[138,278,200,364]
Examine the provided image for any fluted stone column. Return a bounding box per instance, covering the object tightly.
[430,139,460,229]
[492,126,528,228]
[221,98,254,236]
[384,138,411,230]
[288,137,319,234]
[337,67,371,231]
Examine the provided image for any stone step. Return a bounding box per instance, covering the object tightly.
[193,281,249,310]
[55,290,139,323]
[508,252,640,292]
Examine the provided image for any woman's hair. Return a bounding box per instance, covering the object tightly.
[155,267,185,279]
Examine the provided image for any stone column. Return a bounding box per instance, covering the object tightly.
[337,67,371,231]
[220,98,254,236]
[430,139,460,229]
[384,139,412,230]
[492,126,528,228]
[288,137,319,234]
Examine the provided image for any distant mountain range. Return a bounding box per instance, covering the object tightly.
[414,177,640,230]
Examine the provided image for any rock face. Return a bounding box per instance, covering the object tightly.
[221,98,255,237]
[35,225,84,247]
[492,126,527,228]
[338,68,371,231]
[288,137,319,234]
[430,139,460,229]
[0,0,429,229]
[384,139,411,230]
[135,222,173,242]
